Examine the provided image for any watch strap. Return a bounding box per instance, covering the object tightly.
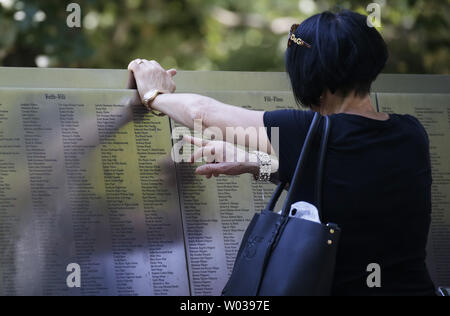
[143,90,166,116]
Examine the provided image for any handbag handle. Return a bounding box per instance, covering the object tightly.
[266,113,331,222]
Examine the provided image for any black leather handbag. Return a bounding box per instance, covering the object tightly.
[222,113,340,296]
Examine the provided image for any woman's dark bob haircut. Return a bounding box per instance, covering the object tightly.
[286,10,388,107]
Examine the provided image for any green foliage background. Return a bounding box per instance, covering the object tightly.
[0,0,448,73]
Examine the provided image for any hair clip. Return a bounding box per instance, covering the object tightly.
[287,24,312,49]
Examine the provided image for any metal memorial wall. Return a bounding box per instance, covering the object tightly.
[0,68,448,295]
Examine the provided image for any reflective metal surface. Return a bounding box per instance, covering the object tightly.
[0,69,448,296]
[0,67,449,93]
[0,85,296,296]
[0,88,190,295]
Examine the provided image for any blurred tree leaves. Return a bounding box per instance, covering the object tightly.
[0,0,448,73]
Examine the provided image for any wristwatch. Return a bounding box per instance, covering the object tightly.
[253,151,272,182]
[142,89,166,116]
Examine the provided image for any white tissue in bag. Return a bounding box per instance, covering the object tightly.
[291,201,321,223]
[278,201,321,224]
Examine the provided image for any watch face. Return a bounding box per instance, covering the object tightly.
[144,90,158,100]
[143,90,160,107]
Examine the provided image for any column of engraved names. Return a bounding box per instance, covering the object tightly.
[178,164,219,295]
[96,104,142,296]
[59,103,106,295]
[132,107,179,295]
[412,106,450,283]
[0,104,21,295]
[21,100,63,294]
[251,182,273,212]
[250,95,288,215]
[216,176,251,273]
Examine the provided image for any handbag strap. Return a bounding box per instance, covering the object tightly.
[315,115,331,213]
[266,113,331,222]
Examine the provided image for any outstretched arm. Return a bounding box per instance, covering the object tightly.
[128,58,279,179]
[128,59,271,153]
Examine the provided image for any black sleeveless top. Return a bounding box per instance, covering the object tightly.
[264,109,436,296]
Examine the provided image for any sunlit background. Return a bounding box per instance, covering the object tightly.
[0,0,448,73]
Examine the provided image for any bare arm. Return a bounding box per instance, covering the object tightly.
[128,59,278,177]
[152,93,272,150]
[153,93,262,130]
[128,59,273,153]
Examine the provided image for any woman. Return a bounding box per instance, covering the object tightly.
[128,10,436,296]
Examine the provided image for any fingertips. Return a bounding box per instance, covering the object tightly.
[128,59,140,71]
[196,165,213,175]
[196,165,221,179]
[167,69,177,77]
[195,165,207,174]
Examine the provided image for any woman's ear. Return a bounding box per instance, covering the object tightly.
[318,91,326,107]
[321,89,332,100]
[314,90,330,114]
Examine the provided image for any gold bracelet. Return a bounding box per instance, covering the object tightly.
[142,89,166,117]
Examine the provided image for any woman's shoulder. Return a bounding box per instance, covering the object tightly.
[264,108,314,120]
[264,110,429,142]
[393,113,424,128]
[263,109,315,129]
[390,113,429,142]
